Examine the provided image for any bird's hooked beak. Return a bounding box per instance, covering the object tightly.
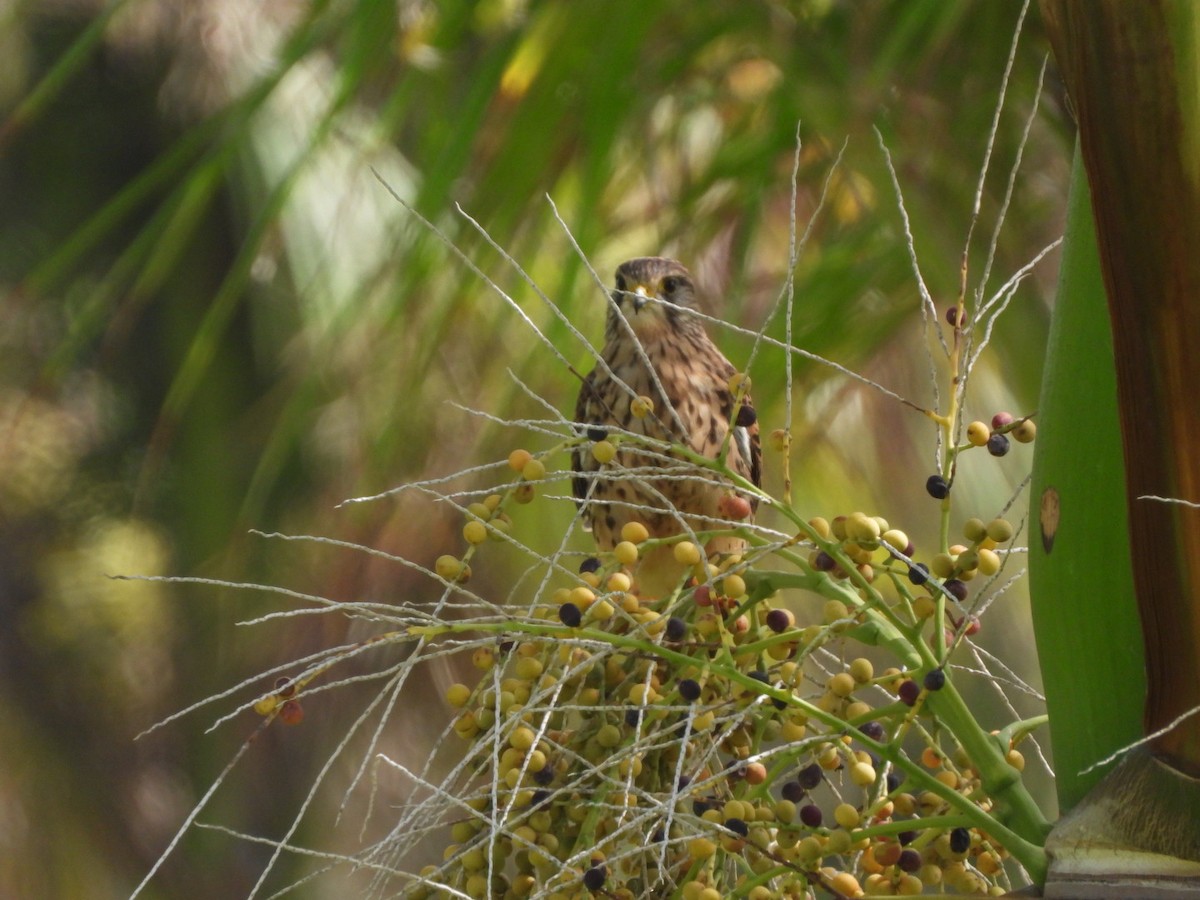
[630,285,651,314]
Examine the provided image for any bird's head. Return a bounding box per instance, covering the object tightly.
[606,257,703,343]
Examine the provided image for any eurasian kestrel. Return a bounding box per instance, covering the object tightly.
[573,257,761,590]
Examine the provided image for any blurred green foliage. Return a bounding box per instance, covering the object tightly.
[0,1,1068,896]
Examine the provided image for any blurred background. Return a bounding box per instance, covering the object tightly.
[0,1,1070,896]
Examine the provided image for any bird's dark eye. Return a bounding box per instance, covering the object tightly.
[614,273,627,292]
[661,276,679,295]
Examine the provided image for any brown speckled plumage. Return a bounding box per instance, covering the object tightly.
[572,258,761,579]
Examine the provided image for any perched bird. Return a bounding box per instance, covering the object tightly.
[573,257,762,594]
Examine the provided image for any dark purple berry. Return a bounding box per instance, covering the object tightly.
[749,670,770,685]
[908,562,930,585]
[898,679,921,706]
[781,780,806,803]
[725,817,749,837]
[814,551,836,572]
[898,848,922,872]
[678,679,702,702]
[558,602,582,627]
[665,617,687,641]
[986,432,1010,457]
[586,427,608,442]
[531,788,551,806]
[886,772,902,793]
[579,557,602,574]
[533,766,554,785]
[923,669,946,691]
[926,474,950,499]
[624,708,643,728]
[944,579,968,602]
[860,721,885,742]
[692,798,715,815]
[797,763,823,790]
[799,804,823,828]
[582,865,607,890]
[898,829,917,846]
[735,405,758,428]
[945,306,959,326]
[765,608,792,633]
[949,826,971,854]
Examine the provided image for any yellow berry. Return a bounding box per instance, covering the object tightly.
[453,711,479,739]
[967,421,991,446]
[931,552,955,578]
[808,516,832,540]
[963,517,987,542]
[621,521,650,543]
[471,647,495,670]
[845,700,872,720]
[850,761,877,786]
[849,658,874,683]
[688,838,717,861]
[607,571,632,592]
[823,599,850,622]
[614,540,639,565]
[591,440,616,464]
[882,529,909,553]
[828,872,861,898]
[435,555,464,581]
[254,695,278,716]
[569,586,596,608]
[673,541,702,566]
[1006,748,1026,771]
[509,725,536,751]
[829,672,856,697]
[722,573,747,599]
[728,372,751,395]
[846,511,881,543]
[1013,419,1037,442]
[463,520,488,544]
[986,518,1014,542]
[833,803,860,829]
[508,448,532,472]
[596,723,622,748]
[977,547,1001,575]
[630,396,654,418]
[445,683,472,708]
[521,458,546,481]
[514,657,543,680]
[589,599,615,621]
[913,595,937,619]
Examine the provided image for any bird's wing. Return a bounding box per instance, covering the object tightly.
[572,369,599,516]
